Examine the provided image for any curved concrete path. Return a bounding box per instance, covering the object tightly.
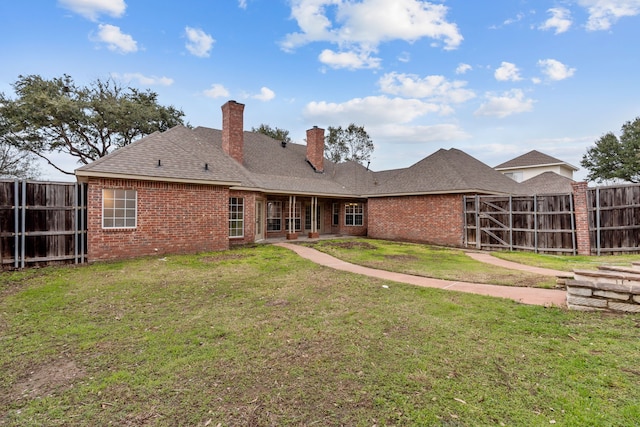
[275,243,566,307]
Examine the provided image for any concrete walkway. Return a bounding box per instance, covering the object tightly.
[275,242,567,307]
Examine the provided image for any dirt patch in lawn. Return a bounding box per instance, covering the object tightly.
[12,358,85,400]
[318,241,377,250]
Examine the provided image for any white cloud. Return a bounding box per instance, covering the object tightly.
[578,0,640,30]
[185,27,215,57]
[238,0,247,9]
[281,0,462,69]
[397,51,411,63]
[537,59,576,80]
[378,72,475,105]
[539,7,573,34]
[59,0,126,21]
[94,24,137,53]
[455,63,472,74]
[304,96,442,125]
[113,73,173,86]
[494,61,522,82]
[203,84,230,98]
[318,49,381,69]
[251,87,276,101]
[474,89,535,118]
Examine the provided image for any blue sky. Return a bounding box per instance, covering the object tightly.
[2,0,640,181]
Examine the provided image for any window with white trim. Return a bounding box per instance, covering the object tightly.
[267,201,282,231]
[345,203,363,226]
[102,189,137,228]
[229,197,244,238]
[332,203,339,226]
[305,203,321,230]
[287,202,302,231]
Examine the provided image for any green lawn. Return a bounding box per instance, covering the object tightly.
[491,250,640,272]
[1,245,640,426]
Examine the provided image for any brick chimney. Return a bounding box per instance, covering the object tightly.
[306,126,325,173]
[221,100,244,164]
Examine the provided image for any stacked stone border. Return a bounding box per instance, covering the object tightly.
[566,262,640,313]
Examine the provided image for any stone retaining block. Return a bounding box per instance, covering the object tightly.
[566,265,640,313]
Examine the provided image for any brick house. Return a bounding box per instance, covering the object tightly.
[75,100,531,262]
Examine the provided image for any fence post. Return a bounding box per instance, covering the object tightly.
[20,180,26,268]
[595,187,601,256]
[14,180,19,269]
[571,181,591,255]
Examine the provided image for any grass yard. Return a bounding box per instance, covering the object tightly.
[491,250,640,272]
[1,244,640,426]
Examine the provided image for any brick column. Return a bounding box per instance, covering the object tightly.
[571,181,591,255]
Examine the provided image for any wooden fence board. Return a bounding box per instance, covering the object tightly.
[0,180,87,269]
[588,184,640,254]
[464,194,577,254]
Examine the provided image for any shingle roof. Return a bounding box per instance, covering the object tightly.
[494,150,578,171]
[519,171,575,195]
[75,126,247,185]
[367,148,525,196]
[76,125,528,197]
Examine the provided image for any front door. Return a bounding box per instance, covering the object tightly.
[255,200,264,241]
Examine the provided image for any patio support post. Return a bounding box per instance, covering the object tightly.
[287,195,298,240]
[309,197,320,238]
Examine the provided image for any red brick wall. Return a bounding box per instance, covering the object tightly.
[367,194,464,246]
[571,181,591,255]
[87,178,230,261]
[222,100,244,164]
[306,126,325,172]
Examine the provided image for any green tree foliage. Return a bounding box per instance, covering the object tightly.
[324,124,374,165]
[0,74,186,175]
[581,117,640,183]
[252,123,292,144]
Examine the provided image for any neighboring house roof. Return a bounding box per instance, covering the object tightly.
[519,171,575,194]
[367,148,525,196]
[76,124,532,197]
[494,150,579,171]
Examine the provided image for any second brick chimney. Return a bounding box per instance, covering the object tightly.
[221,100,245,164]
[306,126,325,173]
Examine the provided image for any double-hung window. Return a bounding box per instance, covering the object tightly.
[102,189,137,228]
[267,201,282,231]
[332,203,339,226]
[345,203,363,226]
[229,197,244,238]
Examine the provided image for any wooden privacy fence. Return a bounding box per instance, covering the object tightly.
[0,180,87,270]
[463,194,577,254]
[588,184,640,255]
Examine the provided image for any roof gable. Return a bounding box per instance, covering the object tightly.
[495,150,578,171]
